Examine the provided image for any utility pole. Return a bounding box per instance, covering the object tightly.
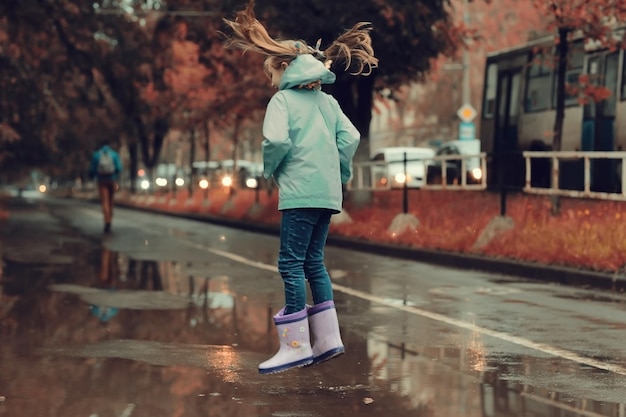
[455,0,477,142]
[462,0,471,106]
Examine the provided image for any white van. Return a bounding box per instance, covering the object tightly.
[371,147,436,189]
[426,139,483,185]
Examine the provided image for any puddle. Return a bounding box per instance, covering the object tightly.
[2,229,625,417]
[43,339,251,383]
[48,284,192,310]
[365,327,626,410]
[554,292,626,304]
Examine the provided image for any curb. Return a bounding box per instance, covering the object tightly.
[115,201,626,293]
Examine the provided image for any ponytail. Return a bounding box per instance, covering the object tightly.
[223,1,378,76]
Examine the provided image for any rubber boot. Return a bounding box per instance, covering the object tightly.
[308,300,345,364]
[258,307,313,374]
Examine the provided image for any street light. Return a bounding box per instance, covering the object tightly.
[442,0,472,107]
[462,0,471,107]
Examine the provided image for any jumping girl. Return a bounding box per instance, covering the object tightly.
[223,1,378,374]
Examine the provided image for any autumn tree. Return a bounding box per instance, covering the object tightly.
[531,0,626,152]
[159,21,213,191]
[393,0,546,144]
[152,9,271,193]
[94,0,271,192]
[2,0,240,190]
[0,0,129,184]
[2,0,470,185]
[251,0,459,159]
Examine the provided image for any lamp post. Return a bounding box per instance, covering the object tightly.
[442,0,471,104]
[462,0,471,107]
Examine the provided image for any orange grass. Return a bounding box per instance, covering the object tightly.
[129,188,626,274]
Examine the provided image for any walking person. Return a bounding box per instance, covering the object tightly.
[224,2,378,374]
[88,143,122,233]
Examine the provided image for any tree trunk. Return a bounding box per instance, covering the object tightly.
[551,27,570,215]
[331,74,376,162]
[331,74,376,208]
[188,127,196,195]
[136,117,168,170]
[553,27,569,153]
[203,121,211,174]
[230,118,242,196]
[128,141,138,193]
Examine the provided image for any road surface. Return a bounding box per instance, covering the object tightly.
[1,193,625,417]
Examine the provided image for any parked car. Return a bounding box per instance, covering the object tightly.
[426,139,483,185]
[133,163,189,192]
[191,159,265,190]
[371,147,436,189]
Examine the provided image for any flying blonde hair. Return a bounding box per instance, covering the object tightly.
[223,1,378,76]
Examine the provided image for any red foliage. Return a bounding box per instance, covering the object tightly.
[338,191,497,252]
[126,189,626,274]
[531,0,626,45]
[399,0,547,139]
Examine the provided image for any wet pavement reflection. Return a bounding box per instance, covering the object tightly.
[1,197,625,416]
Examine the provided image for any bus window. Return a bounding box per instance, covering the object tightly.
[552,42,584,107]
[584,56,600,120]
[622,51,626,100]
[525,50,553,112]
[602,53,618,118]
[483,63,497,119]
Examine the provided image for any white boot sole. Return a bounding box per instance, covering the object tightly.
[259,356,314,374]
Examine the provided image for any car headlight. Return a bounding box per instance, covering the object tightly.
[246,177,258,188]
[221,175,233,187]
[394,173,407,184]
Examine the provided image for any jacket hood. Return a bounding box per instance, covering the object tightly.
[279,54,336,90]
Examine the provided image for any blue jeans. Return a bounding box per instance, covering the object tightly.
[278,208,334,314]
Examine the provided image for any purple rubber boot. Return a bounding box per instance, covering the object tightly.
[308,300,345,364]
[258,307,313,374]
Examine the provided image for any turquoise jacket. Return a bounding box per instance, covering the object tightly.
[88,145,123,182]
[262,54,360,212]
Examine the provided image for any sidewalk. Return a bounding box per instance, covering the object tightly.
[66,187,626,293]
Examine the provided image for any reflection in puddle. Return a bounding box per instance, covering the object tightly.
[3,241,626,417]
[10,245,272,354]
[365,325,626,416]
[53,246,236,312]
[48,284,191,310]
[44,339,250,384]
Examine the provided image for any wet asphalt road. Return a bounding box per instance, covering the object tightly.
[1,193,626,417]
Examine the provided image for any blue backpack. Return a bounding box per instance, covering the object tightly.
[98,150,116,175]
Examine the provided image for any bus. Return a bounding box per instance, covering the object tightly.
[479,32,626,192]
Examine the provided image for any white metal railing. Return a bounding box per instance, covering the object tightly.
[351,153,488,191]
[523,151,626,201]
[351,160,391,191]
[352,150,626,201]
[421,153,487,190]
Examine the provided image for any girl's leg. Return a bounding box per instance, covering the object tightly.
[98,182,111,225]
[105,181,114,224]
[278,209,317,314]
[304,209,344,365]
[304,209,333,305]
